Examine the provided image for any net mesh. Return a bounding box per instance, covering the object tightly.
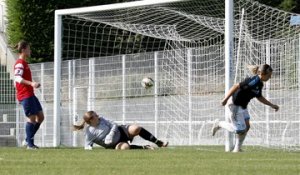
[26,0,300,150]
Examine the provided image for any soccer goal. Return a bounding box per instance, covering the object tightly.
[49,0,300,150]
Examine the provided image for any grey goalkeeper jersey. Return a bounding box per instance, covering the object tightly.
[85,116,120,149]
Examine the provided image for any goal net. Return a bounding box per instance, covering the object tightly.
[48,0,300,150]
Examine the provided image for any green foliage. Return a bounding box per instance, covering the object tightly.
[258,0,299,12]
[6,0,22,47]
[279,0,296,11]
[6,0,132,63]
[7,0,57,62]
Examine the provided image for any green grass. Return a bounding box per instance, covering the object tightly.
[0,146,299,175]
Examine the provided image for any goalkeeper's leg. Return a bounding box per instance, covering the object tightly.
[128,125,168,147]
[115,142,130,150]
[130,145,155,150]
[115,142,154,150]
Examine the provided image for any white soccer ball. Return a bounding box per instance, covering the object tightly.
[141,77,154,89]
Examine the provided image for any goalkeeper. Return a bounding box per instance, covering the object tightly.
[212,64,279,152]
[73,111,168,150]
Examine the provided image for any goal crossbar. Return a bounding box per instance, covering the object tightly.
[55,0,187,15]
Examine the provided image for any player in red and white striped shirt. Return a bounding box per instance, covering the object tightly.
[14,40,44,149]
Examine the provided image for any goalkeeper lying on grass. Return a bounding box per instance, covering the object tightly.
[73,111,168,150]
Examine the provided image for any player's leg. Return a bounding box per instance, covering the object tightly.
[115,142,154,150]
[232,110,250,152]
[22,96,43,149]
[21,97,36,148]
[25,115,37,148]
[33,96,44,136]
[233,133,246,152]
[115,142,130,150]
[117,125,159,149]
[212,103,237,136]
[129,145,154,150]
[25,111,44,148]
[127,124,168,147]
[33,111,44,136]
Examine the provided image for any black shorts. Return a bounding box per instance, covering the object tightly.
[105,125,133,149]
[118,125,133,143]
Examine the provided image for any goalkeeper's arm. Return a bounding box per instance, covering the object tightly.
[102,118,118,145]
[84,130,94,150]
[84,141,93,150]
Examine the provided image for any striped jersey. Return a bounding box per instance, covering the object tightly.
[232,75,263,109]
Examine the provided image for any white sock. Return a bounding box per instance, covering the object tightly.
[233,132,247,151]
[219,121,235,132]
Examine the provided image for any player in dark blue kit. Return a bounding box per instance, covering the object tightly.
[212,64,279,152]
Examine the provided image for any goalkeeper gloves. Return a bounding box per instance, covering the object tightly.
[104,132,115,145]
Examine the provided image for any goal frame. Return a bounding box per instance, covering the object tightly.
[54,0,234,148]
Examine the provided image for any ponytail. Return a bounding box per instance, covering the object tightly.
[73,120,86,131]
[247,65,259,75]
[73,111,97,131]
[247,64,273,75]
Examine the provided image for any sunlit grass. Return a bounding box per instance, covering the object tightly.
[0,146,299,175]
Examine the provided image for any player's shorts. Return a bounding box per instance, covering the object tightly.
[105,125,132,149]
[20,95,42,117]
[118,125,133,143]
[226,98,250,133]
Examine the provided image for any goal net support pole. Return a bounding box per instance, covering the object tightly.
[54,13,62,147]
[225,0,234,152]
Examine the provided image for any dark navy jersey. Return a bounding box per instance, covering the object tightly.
[232,75,263,109]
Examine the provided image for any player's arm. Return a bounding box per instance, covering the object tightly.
[101,117,118,145]
[256,96,279,111]
[221,83,239,106]
[20,79,40,88]
[84,130,94,150]
[14,63,40,88]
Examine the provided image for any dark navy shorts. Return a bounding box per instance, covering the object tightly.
[20,95,43,117]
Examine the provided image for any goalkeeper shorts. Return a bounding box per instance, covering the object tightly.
[117,125,133,143]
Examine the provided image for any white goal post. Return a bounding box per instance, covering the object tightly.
[52,0,300,151]
[54,0,187,147]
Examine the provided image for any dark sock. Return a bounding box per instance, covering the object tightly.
[155,140,164,147]
[33,123,41,136]
[130,145,146,149]
[139,127,162,146]
[25,122,35,147]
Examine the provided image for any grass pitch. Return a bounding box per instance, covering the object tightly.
[0,146,299,175]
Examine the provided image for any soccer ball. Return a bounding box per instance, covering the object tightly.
[141,77,154,89]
